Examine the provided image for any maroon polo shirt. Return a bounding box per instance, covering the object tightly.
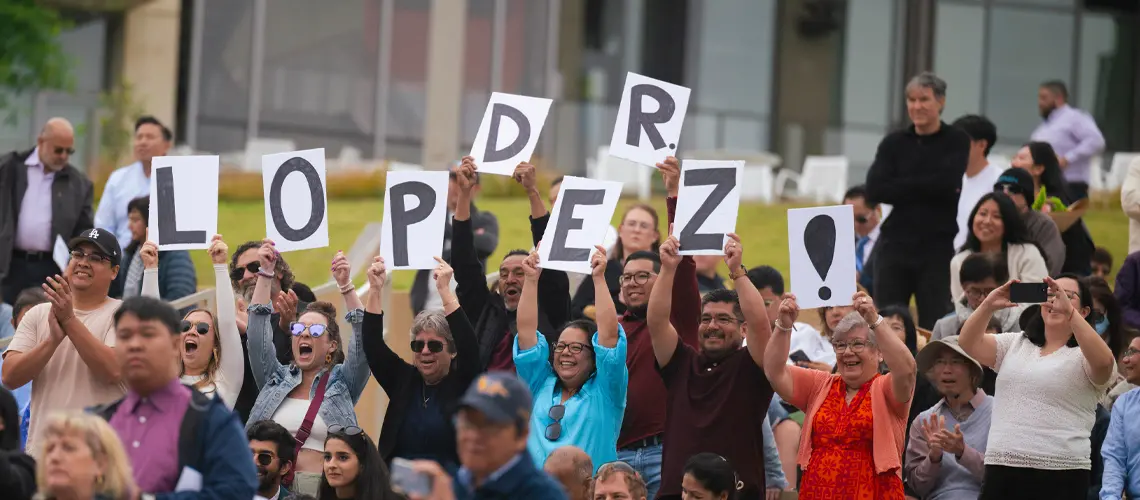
[656,339,774,499]
[486,327,515,372]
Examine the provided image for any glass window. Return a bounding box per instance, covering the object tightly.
[195,0,254,154]
[994,0,1073,6]
[934,2,985,121]
[841,0,896,129]
[984,7,1073,144]
[1078,11,1137,151]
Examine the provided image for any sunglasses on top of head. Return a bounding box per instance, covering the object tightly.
[180,321,210,334]
[411,340,446,353]
[230,262,262,282]
[289,322,327,337]
[328,425,364,436]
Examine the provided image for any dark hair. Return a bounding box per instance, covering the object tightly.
[551,175,565,188]
[230,240,296,292]
[114,296,180,335]
[13,287,48,321]
[1025,142,1072,204]
[125,196,151,252]
[300,302,346,366]
[1084,275,1132,359]
[290,282,317,303]
[960,192,1032,253]
[246,419,297,465]
[879,305,919,355]
[562,319,598,340]
[746,266,784,295]
[0,387,18,451]
[842,185,873,207]
[318,429,399,500]
[283,495,317,500]
[1040,80,1069,100]
[135,115,173,142]
[701,288,744,322]
[959,252,1009,287]
[504,249,530,260]
[625,250,661,273]
[612,204,661,261]
[682,453,741,500]
[952,114,998,156]
[1091,247,1113,268]
[1022,273,1091,348]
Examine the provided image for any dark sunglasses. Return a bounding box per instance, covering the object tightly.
[328,425,364,436]
[854,215,869,224]
[180,321,210,334]
[545,404,566,441]
[255,451,275,467]
[289,322,327,337]
[53,146,76,156]
[411,340,446,353]
[230,262,261,282]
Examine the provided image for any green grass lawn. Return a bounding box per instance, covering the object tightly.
[190,198,1132,291]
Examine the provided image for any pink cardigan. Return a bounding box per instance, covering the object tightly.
[786,366,913,475]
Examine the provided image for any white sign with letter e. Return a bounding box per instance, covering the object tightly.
[787,205,857,309]
[380,170,449,270]
[469,92,553,176]
[149,155,219,250]
[609,72,691,168]
[262,148,329,253]
[672,160,743,255]
[538,176,623,274]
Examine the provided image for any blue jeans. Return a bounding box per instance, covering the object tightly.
[616,443,663,500]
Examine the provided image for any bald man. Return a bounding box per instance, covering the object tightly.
[544,446,594,500]
[0,118,95,304]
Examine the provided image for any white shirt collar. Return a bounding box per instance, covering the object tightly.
[25,147,43,168]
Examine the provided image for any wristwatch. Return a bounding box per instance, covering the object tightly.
[729,265,748,281]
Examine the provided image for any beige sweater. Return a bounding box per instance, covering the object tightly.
[949,244,1049,301]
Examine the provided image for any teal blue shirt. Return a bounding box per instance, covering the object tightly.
[513,325,628,471]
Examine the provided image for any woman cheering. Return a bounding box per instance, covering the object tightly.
[764,292,917,499]
[246,240,371,495]
[957,275,1115,499]
[362,255,480,473]
[515,247,628,469]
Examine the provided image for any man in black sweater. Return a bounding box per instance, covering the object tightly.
[865,72,970,329]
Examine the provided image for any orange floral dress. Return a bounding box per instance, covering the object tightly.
[798,375,905,500]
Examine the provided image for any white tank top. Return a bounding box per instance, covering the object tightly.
[271,398,328,452]
[180,374,215,398]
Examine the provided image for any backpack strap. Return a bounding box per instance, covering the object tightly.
[177,388,213,473]
[89,399,124,422]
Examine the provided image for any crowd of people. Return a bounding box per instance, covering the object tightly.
[0,71,1138,500]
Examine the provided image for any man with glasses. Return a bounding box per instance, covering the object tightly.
[2,228,124,454]
[993,168,1065,275]
[94,116,174,252]
[843,185,881,295]
[932,252,1025,341]
[96,295,256,498]
[1099,336,1140,500]
[249,420,297,500]
[0,117,94,305]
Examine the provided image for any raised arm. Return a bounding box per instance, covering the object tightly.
[514,162,548,220]
[330,251,369,401]
[140,238,160,299]
[246,240,285,389]
[727,234,771,367]
[764,294,800,402]
[43,275,119,384]
[659,157,701,347]
[361,257,414,392]
[435,258,481,382]
[1046,276,1115,385]
[959,280,1015,369]
[647,236,683,368]
[590,245,619,348]
[209,236,244,407]
[450,158,491,319]
[855,291,916,405]
[516,251,542,351]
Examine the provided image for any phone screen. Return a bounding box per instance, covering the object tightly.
[390,458,433,497]
[1009,282,1048,303]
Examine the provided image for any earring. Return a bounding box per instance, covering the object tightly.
[326,353,333,365]
[96,474,104,486]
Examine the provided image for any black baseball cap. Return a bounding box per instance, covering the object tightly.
[994,168,1035,199]
[68,228,122,266]
[458,372,532,426]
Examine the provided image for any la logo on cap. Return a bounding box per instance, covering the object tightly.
[477,377,509,398]
[89,229,100,239]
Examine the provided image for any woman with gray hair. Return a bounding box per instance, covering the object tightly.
[764,291,917,499]
[361,255,480,474]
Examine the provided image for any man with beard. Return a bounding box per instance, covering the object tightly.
[248,420,296,500]
[646,233,775,500]
[1030,80,1105,201]
[609,156,700,500]
[451,159,570,371]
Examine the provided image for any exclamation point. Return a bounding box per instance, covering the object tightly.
[804,215,837,300]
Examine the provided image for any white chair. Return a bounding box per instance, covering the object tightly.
[387,161,424,172]
[773,155,849,203]
[683,150,782,204]
[1089,155,1106,193]
[987,154,1011,173]
[1108,153,1140,191]
[244,138,297,172]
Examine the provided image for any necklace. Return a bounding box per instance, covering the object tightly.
[422,382,432,408]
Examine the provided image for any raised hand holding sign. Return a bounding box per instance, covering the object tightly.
[470,92,553,176]
[672,160,743,255]
[609,72,692,167]
[538,176,622,274]
[787,205,857,309]
[149,155,218,250]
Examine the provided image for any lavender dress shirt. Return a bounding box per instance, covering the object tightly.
[1030,104,1106,184]
[15,147,55,252]
[109,378,191,494]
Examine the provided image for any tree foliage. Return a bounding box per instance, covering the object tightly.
[0,0,72,112]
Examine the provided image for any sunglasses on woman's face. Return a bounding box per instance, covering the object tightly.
[255,451,276,467]
[180,321,210,334]
[289,322,327,337]
[230,262,261,282]
[411,340,446,353]
[328,425,364,436]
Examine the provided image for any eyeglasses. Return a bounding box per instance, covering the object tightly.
[965,287,996,301]
[69,250,111,265]
[545,405,565,441]
[1123,348,1140,358]
[255,451,276,467]
[854,215,869,224]
[289,322,327,337]
[53,146,76,156]
[832,340,872,353]
[553,341,592,354]
[180,321,210,334]
[411,340,446,353]
[328,425,364,436]
[230,262,261,282]
[700,313,739,326]
[619,271,655,286]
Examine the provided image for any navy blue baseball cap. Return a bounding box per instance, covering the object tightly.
[458,372,532,426]
[68,228,122,266]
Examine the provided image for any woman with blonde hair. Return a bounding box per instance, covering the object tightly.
[34,412,135,500]
[143,235,244,407]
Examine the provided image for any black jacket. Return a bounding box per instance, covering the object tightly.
[363,310,480,464]
[411,203,499,314]
[0,149,94,280]
[452,214,570,368]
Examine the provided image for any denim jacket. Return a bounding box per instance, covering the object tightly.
[244,303,370,430]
